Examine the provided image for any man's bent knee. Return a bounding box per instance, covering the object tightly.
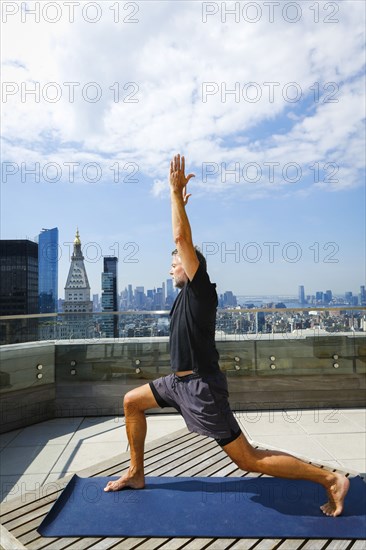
[123,391,139,416]
[123,385,159,416]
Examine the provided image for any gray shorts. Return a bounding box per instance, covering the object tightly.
[149,370,241,446]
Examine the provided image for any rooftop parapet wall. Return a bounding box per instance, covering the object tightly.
[0,336,365,433]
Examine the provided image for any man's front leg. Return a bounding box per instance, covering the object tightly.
[104,384,159,492]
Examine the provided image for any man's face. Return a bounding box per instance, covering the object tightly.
[170,254,188,289]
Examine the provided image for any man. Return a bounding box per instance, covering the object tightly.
[105,154,349,517]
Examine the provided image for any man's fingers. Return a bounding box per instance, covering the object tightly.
[171,155,194,183]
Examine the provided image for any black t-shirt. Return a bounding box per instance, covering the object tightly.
[169,263,220,376]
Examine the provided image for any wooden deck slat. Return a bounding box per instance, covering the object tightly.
[299,541,328,550]
[27,536,82,550]
[85,537,130,550]
[192,454,232,477]
[63,537,106,549]
[228,540,260,550]
[209,462,242,477]
[0,523,27,550]
[276,539,305,549]
[250,540,282,550]
[158,538,193,550]
[204,539,237,549]
[326,542,355,550]
[177,538,215,550]
[227,470,259,478]
[1,427,364,550]
[350,541,366,549]
[106,538,149,550]
[131,538,170,549]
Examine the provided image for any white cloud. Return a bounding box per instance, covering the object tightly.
[2,0,365,196]
[151,178,167,197]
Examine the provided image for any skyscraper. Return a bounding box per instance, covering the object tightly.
[63,229,93,339]
[166,278,176,307]
[135,286,145,309]
[0,239,39,343]
[298,285,305,305]
[324,290,332,304]
[315,291,324,303]
[360,285,366,306]
[101,256,118,337]
[38,227,58,313]
[223,291,237,307]
[153,287,163,309]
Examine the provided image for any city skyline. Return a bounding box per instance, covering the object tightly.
[1,2,365,296]
[2,230,364,301]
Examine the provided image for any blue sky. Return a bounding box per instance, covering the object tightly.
[1,1,365,298]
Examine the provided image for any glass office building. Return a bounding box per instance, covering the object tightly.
[101,256,118,337]
[0,239,39,343]
[38,228,59,313]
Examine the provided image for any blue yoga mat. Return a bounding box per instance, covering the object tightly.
[38,475,366,539]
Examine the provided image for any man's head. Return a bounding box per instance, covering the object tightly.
[170,247,207,288]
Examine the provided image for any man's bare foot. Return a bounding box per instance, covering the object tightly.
[104,468,145,492]
[320,473,350,517]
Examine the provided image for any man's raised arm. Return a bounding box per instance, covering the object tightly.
[170,154,199,281]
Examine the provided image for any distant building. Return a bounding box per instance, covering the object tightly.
[93,294,100,312]
[127,284,134,308]
[134,286,145,309]
[166,278,177,307]
[153,287,164,310]
[256,311,266,333]
[101,256,118,337]
[298,285,306,305]
[0,239,39,343]
[324,290,332,304]
[315,291,324,303]
[38,228,58,313]
[360,285,366,306]
[166,278,174,298]
[222,291,237,308]
[63,229,94,339]
[345,291,353,304]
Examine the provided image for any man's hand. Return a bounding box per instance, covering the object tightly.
[170,154,195,205]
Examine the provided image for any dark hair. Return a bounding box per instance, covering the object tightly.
[171,246,207,271]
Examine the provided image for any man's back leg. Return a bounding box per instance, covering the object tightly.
[221,431,349,517]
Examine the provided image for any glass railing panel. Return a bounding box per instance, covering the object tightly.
[55,340,172,383]
[253,335,355,376]
[0,342,55,393]
[355,339,366,373]
[215,340,256,376]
